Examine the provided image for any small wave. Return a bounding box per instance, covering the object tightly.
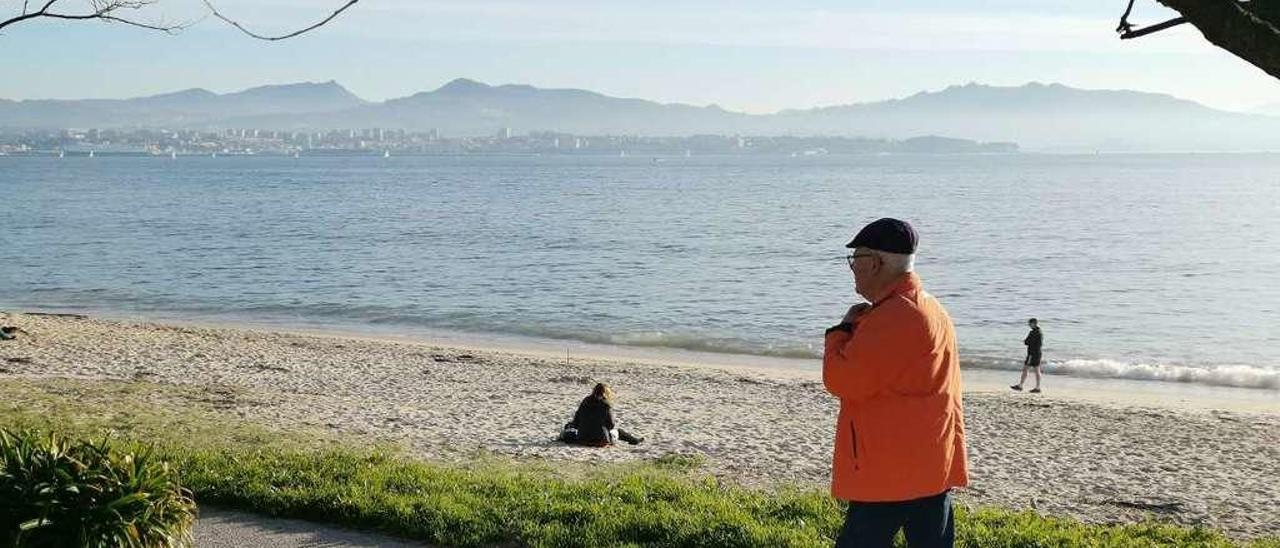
[963,355,1278,390]
[8,294,1275,391]
[600,331,817,359]
[494,324,819,360]
[1051,358,1279,390]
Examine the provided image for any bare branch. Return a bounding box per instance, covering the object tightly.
[39,11,185,33]
[1116,0,1189,38]
[1116,0,1139,34]
[203,0,358,41]
[1119,16,1188,39]
[1,0,177,33]
[2,0,356,39]
[1,0,62,32]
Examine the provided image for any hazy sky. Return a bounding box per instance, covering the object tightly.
[4,0,1279,112]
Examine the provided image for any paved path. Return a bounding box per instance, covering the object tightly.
[196,507,428,547]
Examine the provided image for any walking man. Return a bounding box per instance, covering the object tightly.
[1010,318,1043,393]
[824,218,969,548]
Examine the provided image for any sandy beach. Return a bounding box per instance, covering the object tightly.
[1,311,1277,539]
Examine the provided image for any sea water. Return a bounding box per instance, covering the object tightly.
[2,153,1277,390]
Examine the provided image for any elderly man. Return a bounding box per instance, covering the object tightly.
[823,218,968,548]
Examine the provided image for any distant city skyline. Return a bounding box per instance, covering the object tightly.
[3,0,1278,113]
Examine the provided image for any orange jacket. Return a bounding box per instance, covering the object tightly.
[823,272,968,502]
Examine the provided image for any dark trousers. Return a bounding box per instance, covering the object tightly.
[559,426,641,446]
[835,490,954,548]
[615,429,641,444]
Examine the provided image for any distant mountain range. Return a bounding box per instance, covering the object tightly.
[3,79,1279,152]
[0,81,364,129]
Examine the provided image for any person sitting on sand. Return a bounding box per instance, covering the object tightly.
[1011,318,1044,393]
[558,383,644,446]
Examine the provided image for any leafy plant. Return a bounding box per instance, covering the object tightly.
[0,429,195,548]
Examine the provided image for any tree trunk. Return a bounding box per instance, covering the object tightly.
[1157,0,1280,80]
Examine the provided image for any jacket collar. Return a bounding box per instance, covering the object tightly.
[872,272,921,305]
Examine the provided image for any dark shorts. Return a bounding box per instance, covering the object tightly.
[1025,352,1042,367]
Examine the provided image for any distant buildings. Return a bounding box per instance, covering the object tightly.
[0,127,1017,157]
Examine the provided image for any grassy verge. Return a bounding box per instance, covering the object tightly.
[1,378,1276,547]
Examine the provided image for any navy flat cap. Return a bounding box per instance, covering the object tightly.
[846,218,918,254]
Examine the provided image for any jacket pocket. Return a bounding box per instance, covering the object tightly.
[848,419,860,470]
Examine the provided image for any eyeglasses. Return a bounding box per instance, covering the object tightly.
[846,253,876,269]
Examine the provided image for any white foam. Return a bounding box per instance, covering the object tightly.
[1047,358,1279,390]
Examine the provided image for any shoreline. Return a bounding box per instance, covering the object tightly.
[201,318,1280,414]
[1,311,1278,538]
[9,307,1277,413]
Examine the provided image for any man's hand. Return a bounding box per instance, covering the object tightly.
[842,303,872,324]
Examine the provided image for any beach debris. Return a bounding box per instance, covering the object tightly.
[735,376,773,386]
[24,312,86,319]
[431,353,484,364]
[1103,499,1185,513]
[549,375,593,384]
[4,356,33,364]
[1012,400,1053,409]
[519,389,559,396]
[247,362,291,373]
[197,387,243,410]
[1211,410,1240,422]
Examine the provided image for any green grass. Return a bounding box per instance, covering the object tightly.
[1,378,1277,547]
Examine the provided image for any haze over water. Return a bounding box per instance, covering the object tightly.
[3,153,1277,390]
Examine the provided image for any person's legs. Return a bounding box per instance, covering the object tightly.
[1011,365,1028,390]
[836,501,905,548]
[1028,352,1042,392]
[617,428,644,445]
[901,491,955,548]
[557,422,579,443]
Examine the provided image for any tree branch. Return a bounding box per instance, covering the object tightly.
[1,0,357,39]
[1152,0,1280,80]
[41,11,184,33]
[203,0,358,41]
[1116,0,1139,34]
[1119,16,1188,38]
[0,0,183,33]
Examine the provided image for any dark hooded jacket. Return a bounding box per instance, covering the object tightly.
[1024,327,1043,354]
[571,396,616,445]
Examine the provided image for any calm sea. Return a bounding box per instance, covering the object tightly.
[2,154,1277,390]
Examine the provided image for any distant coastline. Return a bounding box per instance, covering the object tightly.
[0,130,1016,157]
[2,79,1278,151]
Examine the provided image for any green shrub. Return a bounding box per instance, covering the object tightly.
[0,429,195,548]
